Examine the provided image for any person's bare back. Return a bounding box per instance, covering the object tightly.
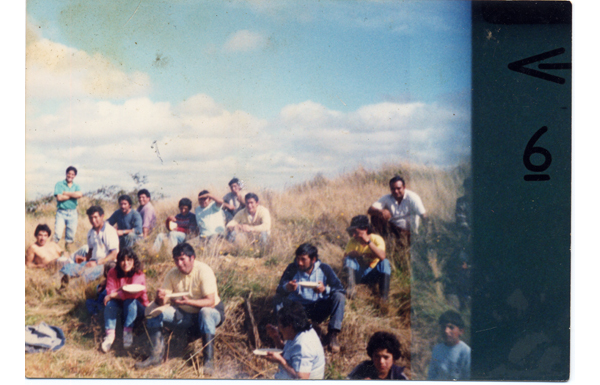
[26,225,66,268]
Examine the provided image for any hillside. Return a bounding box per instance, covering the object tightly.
[25,163,470,379]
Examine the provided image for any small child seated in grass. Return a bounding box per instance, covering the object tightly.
[427,310,471,380]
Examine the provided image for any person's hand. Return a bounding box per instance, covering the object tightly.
[357,231,370,244]
[240,224,251,232]
[231,184,241,193]
[382,209,392,221]
[313,281,326,294]
[75,255,86,264]
[266,324,280,341]
[103,292,117,306]
[86,260,97,268]
[264,351,286,365]
[167,215,177,222]
[156,289,167,306]
[285,280,298,292]
[171,295,189,306]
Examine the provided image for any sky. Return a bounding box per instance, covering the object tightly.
[25,0,471,200]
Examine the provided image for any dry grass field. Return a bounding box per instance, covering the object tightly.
[25,162,470,379]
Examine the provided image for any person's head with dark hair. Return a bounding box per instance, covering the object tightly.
[294,243,319,273]
[364,331,403,379]
[388,176,406,201]
[34,224,52,246]
[86,206,105,230]
[172,242,196,275]
[346,215,373,236]
[228,178,240,187]
[103,260,116,278]
[66,166,78,175]
[245,193,259,215]
[65,166,77,184]
[178,197,192,215]
[138,189,151,199]
[118,195,133,214]
[277,300,312,336]
[198,190,212,208]
[438,310,465,346]
[115,247,143,278]
[34,224,52,237]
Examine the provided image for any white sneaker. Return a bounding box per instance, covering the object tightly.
[101,333,115,353]
[123,331,133,349]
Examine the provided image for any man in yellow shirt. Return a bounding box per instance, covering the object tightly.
[135,243,224,372]
[226,192,271,247]
[343,215,391,301]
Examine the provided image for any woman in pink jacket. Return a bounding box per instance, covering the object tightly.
[101,247,149,353]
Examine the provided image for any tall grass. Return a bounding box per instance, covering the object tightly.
[25,162,469,379]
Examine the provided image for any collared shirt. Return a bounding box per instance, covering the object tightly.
[54,180,81,210]
[138,202,157,232]
[161,260,221,314]
[228,205,271,234]
[108,209,143,235]
[87,223,119,261]
[427,341,471,380]
[371,189,426,231]
[344,233,386,269]
[275,328,325,379]
[194,202,226,237]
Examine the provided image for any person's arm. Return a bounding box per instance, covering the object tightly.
[264,352,309,379]
[98,249,118,265]
[266,324,285,349]
[276,263,298,296]
[132,212,143,236]
[55,194,71,202]
[172,292,216,309]
[25,247,43,268]
[143,227,150,237]
[320,264,346,294]
[208,193,226,208]
[367,238,386,261]
[63,191,83,199]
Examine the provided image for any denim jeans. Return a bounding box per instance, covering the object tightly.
[54,209,78,244]
[119,232,141,249]
[344,257,391,285]
[273,291,345,332]
[146,305,222,335]
[104,298,146,330]
[152,231,186,252]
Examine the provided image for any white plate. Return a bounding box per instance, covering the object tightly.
[166,219,177,231]
[297,281,319,288]
[253,348,283,356]
[122,284,145,293]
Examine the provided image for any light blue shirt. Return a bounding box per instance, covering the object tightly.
[285,261,332,305]
[275,328,325,379]
[427,340,471,380]
[195,202,226,237]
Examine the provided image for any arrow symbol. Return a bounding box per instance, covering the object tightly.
[508,48,571,84]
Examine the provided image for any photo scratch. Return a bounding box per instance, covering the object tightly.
[151,140,163,164]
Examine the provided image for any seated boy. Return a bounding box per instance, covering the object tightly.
[152,198,198,252]
[427,310,471,380]
[348,331,408,380]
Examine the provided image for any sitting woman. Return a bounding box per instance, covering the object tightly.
[348,331,408,380]
[263,301,325,379]
[343,215,391,300]
[101,247,149,353]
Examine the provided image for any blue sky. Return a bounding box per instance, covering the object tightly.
[25,0,471,199]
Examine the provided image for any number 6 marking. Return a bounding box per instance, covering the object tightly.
[523,126,551,181]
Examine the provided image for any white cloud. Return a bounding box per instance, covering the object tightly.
[26,21,151,100]
[26,93,468,199]
[223,30,268,53]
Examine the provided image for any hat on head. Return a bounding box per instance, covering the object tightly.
[347,215,370,232]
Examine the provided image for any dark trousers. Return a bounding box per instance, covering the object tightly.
[273,292,345,332]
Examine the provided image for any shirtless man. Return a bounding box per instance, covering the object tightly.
[25,224,67,268]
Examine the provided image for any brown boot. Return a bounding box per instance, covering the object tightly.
[327,330,340,353]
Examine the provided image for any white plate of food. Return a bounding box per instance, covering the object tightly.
[166,218,178,231]
[297,281,319,288]
[253,348,283,356]
[122,284,145,293]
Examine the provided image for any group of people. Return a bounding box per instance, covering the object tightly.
[25,166,471,380]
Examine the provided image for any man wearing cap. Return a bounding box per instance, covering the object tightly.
[108,195,143,249]
[222,178,246,223]
[53,166,83,252]
[136,243,224,372]
[368,175,427,246]
[343,215,391,301]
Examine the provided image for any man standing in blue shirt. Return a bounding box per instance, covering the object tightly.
[53,166,83,252]
[274,243,346,353]
[108,195,143,249]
